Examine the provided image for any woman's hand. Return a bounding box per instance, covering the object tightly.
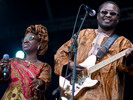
[29,77,44,91]
[0,58,10,81]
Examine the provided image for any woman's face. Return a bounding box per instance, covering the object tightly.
[22,32,40,54]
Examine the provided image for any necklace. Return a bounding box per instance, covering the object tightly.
[24,59,38,67]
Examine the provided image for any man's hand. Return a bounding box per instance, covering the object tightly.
[68,62,87,73]
[126,45,133,57]
[124,45,133,67]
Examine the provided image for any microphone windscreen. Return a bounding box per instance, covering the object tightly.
[3,54,10,59]
[89,9,96,16]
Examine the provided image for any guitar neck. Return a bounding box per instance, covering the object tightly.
[89,49,128,74]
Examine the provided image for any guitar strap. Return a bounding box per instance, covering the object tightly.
[97,34,119,59]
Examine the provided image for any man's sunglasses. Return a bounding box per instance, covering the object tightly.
[100,10,119,16]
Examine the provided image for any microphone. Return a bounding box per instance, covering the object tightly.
[2,54,10,78]
[3,54,10,59]
[83,4,96,16]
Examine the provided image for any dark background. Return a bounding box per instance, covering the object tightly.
[0,0,133,100]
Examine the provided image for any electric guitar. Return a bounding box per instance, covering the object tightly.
[59,49,128,100]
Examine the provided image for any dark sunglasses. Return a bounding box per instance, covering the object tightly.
[22,35,35,42]
[100,10,118,16]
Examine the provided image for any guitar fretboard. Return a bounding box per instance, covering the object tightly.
[89,49,128,73]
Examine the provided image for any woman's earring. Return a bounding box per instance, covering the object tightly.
[37,45,40,50]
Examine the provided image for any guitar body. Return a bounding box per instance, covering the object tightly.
[59,49,128,100]
[59,55,99,100]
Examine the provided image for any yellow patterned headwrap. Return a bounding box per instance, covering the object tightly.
[25,24,49,55]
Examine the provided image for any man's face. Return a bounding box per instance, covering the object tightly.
[97,3,119,30]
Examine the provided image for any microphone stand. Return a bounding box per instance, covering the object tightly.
[69,9,89,100]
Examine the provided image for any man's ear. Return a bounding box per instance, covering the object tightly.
[97,13,99,20]
[117,18,119,24]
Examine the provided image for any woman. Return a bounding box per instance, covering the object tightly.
[0,24,51,100]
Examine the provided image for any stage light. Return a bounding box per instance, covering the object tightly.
[15,50,25,59]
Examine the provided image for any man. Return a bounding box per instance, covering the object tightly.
[54,1,133,100]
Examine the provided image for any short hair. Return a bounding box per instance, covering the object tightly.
[25,24,49,55]
[98,1,120,16]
